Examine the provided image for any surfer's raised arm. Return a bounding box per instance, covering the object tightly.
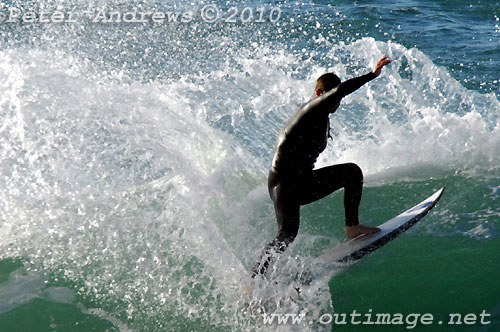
[311,56,392,114]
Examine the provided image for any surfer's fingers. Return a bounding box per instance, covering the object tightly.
[377,56,388,64]
[381,58,391,65]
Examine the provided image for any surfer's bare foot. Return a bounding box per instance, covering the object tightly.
[345,225,381,239]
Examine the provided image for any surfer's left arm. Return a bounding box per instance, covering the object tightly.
[312,57,392,112]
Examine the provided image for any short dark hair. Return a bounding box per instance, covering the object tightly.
[315,73,341,94]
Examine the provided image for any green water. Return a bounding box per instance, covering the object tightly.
[297,172,500,331]
[0,299,117,332]
[0,259,116,332]
[330,236,500,331]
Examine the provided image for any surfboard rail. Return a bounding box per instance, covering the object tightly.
[316,187,445,264]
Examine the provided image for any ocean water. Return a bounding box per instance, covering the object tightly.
[0,0,499,331]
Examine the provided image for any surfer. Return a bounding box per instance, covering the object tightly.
[253,57,392,277]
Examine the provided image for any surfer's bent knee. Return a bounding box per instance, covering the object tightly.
[347,163,363,183]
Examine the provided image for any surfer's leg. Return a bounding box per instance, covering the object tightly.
[252,172,299,277]
[299,163,363,226]
[251,222,298,277]
[298,163,380,238]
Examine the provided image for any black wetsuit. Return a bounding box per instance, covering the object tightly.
[252,72,377,277]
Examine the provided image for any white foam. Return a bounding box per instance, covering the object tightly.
[0,47,317,330]
[0,35,499,331]
[315,38,500,175]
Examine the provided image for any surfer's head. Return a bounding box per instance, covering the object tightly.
[315,73,341,113]
[315,73,341,97]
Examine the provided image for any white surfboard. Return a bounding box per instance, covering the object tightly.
[316,187,445,264]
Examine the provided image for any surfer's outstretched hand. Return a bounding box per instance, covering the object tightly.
[373,56,392,77]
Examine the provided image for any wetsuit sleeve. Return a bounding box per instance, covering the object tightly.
[281,72,377,135]
[311,72,377,113]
